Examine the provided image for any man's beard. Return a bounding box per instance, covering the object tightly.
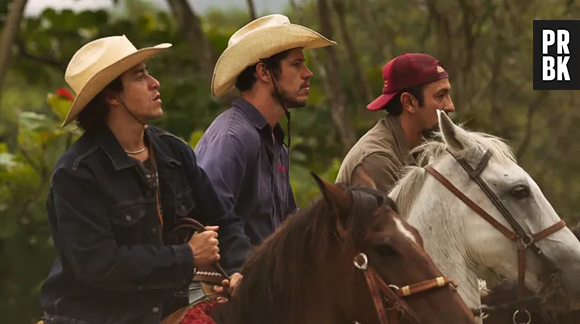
[271,83,308,109]
[421,123,440,140]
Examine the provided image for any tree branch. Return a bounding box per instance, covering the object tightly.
[357,1,395,62]
[426,0,454,68]
[0,0,29,101]
[17,146,40,172]
[515,91,550,159]
[487,7,510,139]
[15,39,66,72]
[245,0,257,20]
[457,0,481,76]
[165,0,215,81]
[316,0,357,153]
[330,0,373,105]
[16,143,49,224]
[419,13,433,52]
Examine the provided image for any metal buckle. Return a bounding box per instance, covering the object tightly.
[479,304,489,319]
[516,234,534,250]
[472,304,491,319]
[388,284,400,291]
[448,282,458,291]
[512,309,531,324]
[354,253,368,270]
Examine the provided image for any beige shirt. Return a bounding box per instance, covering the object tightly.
[336,116,417,194]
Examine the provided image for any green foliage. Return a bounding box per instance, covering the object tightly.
[188,129,205,148]
[0,88,77,322]
[290,158,342,207]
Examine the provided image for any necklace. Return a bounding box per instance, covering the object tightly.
[125,147,146,155]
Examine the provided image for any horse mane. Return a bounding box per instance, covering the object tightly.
[390,128,516,220]
[213,185,385,324]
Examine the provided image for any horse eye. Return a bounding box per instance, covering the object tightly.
[375,243,398,257]
[511,186,530,199]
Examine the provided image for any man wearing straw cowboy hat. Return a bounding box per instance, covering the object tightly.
[195,14,336,250]
[39,35,250,324]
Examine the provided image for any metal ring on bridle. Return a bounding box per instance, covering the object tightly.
[478,304,489,319]
[354,253,368,270]
[388,284,400,291]
[448,281,458,291]
[517,234,534,250]
[512,309,531,324]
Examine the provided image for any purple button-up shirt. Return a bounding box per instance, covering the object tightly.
[195,98,297,248]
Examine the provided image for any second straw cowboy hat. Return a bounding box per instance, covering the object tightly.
[211,14,337,98]
[61,35,172,127]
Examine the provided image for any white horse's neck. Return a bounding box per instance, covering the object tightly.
[403,180,484,315]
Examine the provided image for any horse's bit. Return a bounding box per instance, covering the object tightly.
[424,149,566,324]
[353,252,459,324]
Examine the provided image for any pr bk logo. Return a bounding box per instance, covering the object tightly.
[533,20,580,90]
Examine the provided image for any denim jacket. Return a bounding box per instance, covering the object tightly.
[39,126,251,324]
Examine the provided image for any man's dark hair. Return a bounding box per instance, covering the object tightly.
[385,84,425,116]
[235,49,293,92]
[76,77,123,133]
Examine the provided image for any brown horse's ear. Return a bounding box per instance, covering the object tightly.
[311,172,351,238]
[351,164,377,190]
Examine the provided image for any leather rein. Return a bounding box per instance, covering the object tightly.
[166,218,232,302]
[353,251,458,324]
[424,149,566,324]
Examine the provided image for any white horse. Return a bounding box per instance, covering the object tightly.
[384,110,580,322]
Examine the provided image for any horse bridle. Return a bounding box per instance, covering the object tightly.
[169,210,458,323]
[353,252,459,324]
[424,149,567,324]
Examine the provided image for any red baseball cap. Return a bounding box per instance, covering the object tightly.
[367,53,449,111]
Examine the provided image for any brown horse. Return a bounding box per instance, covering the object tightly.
[164,172,476,324]
[481,226,580,324]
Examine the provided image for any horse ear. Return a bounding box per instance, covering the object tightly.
[351,164,377,190]
[311,172,352,210]
[311,172,352,237]
[438,109,474,154]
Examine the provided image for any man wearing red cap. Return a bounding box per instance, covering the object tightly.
[336,52,455,194]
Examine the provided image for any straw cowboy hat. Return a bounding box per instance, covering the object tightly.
[211,14,337,98]
[61,35,171,127]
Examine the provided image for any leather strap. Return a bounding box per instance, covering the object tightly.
[450,150,566,272]
[454,152,532,240]
[396,276,458,297]
[362,269,390,324]
[368,268,421,324]
[148,138,164,227]
[532,220,566,241]
[424,151,567,321]
[424,164,566,257]
[360,264,456,324]
[424,166,518,240]
[166,218,231,282]
[517,248,527,311]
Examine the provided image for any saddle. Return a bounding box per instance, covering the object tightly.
[162,218,230,324]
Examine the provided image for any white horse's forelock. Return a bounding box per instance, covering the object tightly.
[390,129,516,221]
